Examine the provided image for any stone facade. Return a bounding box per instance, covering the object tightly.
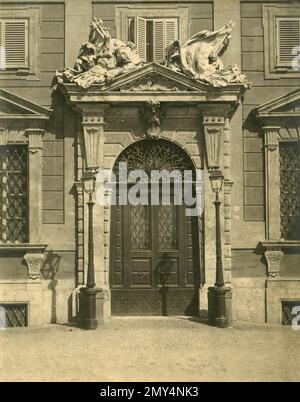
[0,0,299,326]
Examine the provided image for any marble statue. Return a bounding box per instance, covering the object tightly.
[56,18,142,89]
[165,21,251,88]
[56,18,250,90]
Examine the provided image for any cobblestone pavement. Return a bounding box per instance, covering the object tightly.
[0,317,299,382]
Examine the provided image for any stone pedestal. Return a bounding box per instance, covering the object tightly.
[208,286,232,328]
[78,287,102,330]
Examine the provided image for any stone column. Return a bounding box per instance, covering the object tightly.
[25,128,44,243]
[263,126,281,240]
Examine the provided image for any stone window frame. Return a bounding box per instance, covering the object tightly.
[263,126,300,241]
[0,6,40,81]
[115,5,190,45]
[0,126,45,245]
[263,4,300,79]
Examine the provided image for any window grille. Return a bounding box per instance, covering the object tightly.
[0,145,28,243]
[0,304,28,328]
[279,142,300,240]
[282,301,300,325]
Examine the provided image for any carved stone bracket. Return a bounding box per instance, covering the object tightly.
[203,116,225,170]
[76,104,110,171]
[264,249,283,278]
[24,252,45,280]
[144,100,162,139]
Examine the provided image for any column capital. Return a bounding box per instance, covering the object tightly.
[75,104,110,124]
[25,128,45,153]
[262,126,281,152]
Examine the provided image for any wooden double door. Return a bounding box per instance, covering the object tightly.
[110,197,201,316]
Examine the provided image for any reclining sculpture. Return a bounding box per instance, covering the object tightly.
[56,18,250,89]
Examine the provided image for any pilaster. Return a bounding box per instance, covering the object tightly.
[25,128,44,243]
[263,126,281,240]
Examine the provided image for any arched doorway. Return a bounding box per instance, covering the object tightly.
[110,139,202,316]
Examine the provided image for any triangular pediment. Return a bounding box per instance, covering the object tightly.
[0,89,50,118]
[98,63,210,93]
[256,88,300,117]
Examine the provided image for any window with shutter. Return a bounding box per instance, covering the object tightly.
[276,17,300,68]
[0,19,28,69]
[129,17,178,63]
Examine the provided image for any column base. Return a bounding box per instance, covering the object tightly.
[78,287,102,330]
[208,286,232,328]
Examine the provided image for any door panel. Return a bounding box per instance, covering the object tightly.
[111,200,200,316]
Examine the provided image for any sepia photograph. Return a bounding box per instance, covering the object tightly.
[0,0,299,384]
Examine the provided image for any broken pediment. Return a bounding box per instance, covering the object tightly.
[0,89,50,119]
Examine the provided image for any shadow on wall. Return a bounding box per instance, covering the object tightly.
[41,250,61,324]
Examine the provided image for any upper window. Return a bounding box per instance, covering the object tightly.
[115,6,190,61]
[0,6,40,80]
[275,17,300,70]
[0,19,29,70]
[127,17,178,63]
[263,4,300,79]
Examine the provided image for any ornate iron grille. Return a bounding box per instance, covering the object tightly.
[279,142,300,240]
[0,145,28,243]
[282,301,300,325]
[113,139,194,178]
[0,303,28,327]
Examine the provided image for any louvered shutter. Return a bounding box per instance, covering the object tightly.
[136,17,147,62]
[0,21,4,70]
[153,19,178,64]
[276,18,300,67]
[153,20,165,63]
[165,19,178,48]
[3,19,28,68]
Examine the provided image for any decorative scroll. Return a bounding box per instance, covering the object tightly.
[279,142,300,240]
[166,21,251,88]
[0,145,28,243]
[56,18,142,89]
